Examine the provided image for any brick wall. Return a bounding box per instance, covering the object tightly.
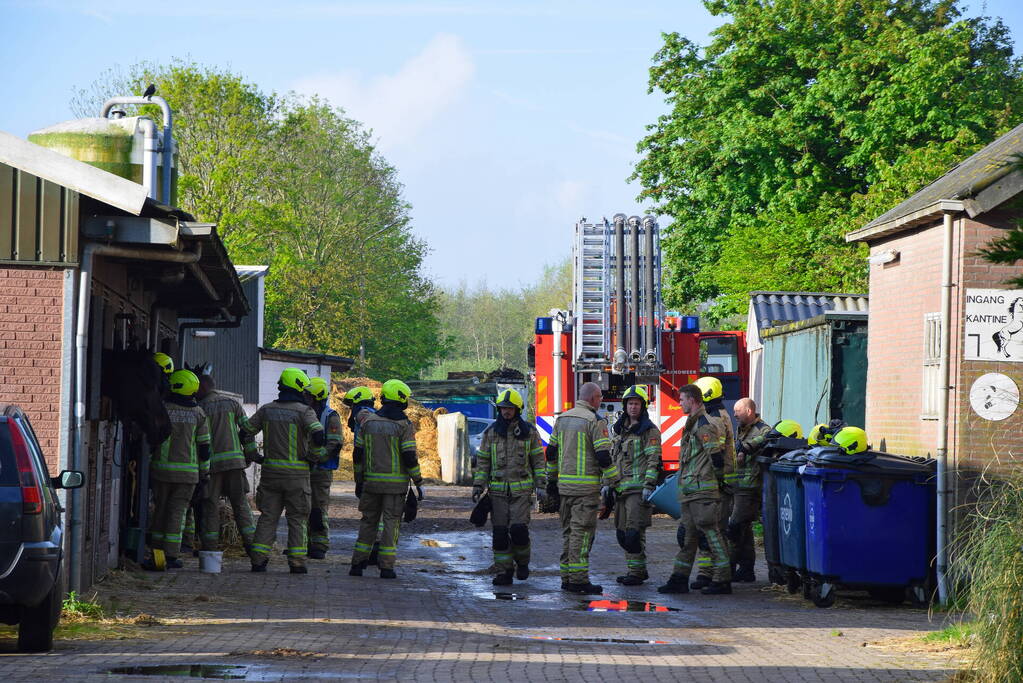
[0,266,65,472]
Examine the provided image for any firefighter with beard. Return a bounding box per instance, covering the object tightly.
[472,389,546,585]
[609,385,662,586]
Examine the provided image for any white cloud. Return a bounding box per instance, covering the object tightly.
[293,34,474,149]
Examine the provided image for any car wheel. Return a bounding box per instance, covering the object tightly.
[17,569,62,652]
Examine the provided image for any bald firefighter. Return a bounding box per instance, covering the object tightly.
[729,397,772,582]
[610,385,662,585]
[307,377,343,559]
[658,382,732,595]
[473,389,546,585]
[349,379,424,579]
[546,381,619,595]
[243,368,326,574]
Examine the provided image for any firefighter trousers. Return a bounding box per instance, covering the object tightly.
[199,468,255,551]
[150,480,195,560]
[559,493,599,585]
[491,494,532,571]
[249,475,311,568]
[614,492,652,578]
[309,469,333,552]
[729,488,760,573]
[674,498,731,583]
[698,489,733,580]
[351,491,404,570]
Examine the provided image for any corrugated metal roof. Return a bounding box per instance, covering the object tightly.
[749,291,868,330]
[259,347,354,372]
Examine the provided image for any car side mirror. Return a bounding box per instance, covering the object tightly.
[53,470,84,489]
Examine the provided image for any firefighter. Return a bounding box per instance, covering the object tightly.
[728,397,772,582]
[472,389,546,585]
[153,352,174,376]
[195,373,257,553]
[147,369,210,570]
[658,382,731,595]
[546,381,619,595]
[343,386,382,563]
[307,377,343,559]
[349,379,424,579]
[242,368,327,574]
[691,376,737,590]
[608,385,661,585]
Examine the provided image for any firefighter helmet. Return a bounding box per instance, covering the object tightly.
[279,368,311,393]
[308,377,329,401]
[773,419,803,439]
[694,376,723,402]
[832,426,868,455]
[343,386,374,406]
[169,369,200,397]
[808,423,834,446]
[496,389,524,411]
[381,379,412,403]
[153,352,174,375]
[622,385,649,407]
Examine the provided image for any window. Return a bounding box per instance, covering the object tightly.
[921,313,941,420]
[467,419,492,436]
[700,336,739,373]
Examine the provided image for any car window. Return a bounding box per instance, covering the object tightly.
[0,421,17,486]
[467,420,491,436]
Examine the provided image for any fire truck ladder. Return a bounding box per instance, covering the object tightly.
[573,218,611,362]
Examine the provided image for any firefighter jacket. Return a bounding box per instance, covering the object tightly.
[355,412,422,494]
[198,390,254,474]
[546,400,619,496]
[705,399,737,487]
[734,418,772,489]
[152,399,211,485]
[676,404,723,503]
[610,414,662,495]
[474,417,545,496]
[315,404,344,471]
[244,396,326,478]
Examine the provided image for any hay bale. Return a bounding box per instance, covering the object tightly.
[330,377,440,482]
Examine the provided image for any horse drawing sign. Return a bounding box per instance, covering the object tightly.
[964,289,1023,362]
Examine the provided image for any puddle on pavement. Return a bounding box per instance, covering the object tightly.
[493,592,528,600]
[579,599,680,612]
[106,665,247,679]
[530,636,672,644]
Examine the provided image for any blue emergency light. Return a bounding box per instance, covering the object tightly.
[535,317,553,334]
[680,315,699,332]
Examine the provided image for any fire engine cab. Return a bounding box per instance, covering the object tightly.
[529,215,748,471]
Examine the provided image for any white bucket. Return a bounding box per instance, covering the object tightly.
[198,550,223,573]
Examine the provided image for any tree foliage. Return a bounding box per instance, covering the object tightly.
[72,61,440,378]
[636,0,1023,319]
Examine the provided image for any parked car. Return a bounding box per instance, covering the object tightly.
[0,405,83,652]
[467,417,495,469]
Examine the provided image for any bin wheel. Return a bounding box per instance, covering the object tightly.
[785,570,801,595]
[810,581,835,608]
[868,587,905,605]
[768,565,786,586]
[908,584,931,608]
[802,579,812,601]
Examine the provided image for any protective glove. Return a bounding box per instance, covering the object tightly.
[535,487,547,503]
[735,446,746,465]
[416,485,425,501]
[642,487,654,503]
[472,485,484,503]
[598,486,615,520]
[355,481,363,498]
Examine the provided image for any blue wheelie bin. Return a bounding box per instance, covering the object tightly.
[801,448,936,607]
[758,437,807,586]
[770,449,811,595]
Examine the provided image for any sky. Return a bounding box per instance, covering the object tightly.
[2,0,1023,291]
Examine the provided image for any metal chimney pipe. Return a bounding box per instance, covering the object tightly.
[612,214,627,371]
[643,216,658,363]
[101,96,174,204]
[628,216,641,361]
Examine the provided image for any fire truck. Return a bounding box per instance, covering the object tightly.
[529,215,748,471]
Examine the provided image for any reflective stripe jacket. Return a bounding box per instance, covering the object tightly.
[355,413,421,494]
[152,402,211,484]
[706,402,737,487]
[546,400,619,496]
[474,421,546,496]
[198,390,253,473]
[611,421,661,495]
[244,400,325,478]
[676,405,723,502]
[735,418,772,489]
[315,405,344,471]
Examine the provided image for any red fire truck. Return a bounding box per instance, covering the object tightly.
[529,215,748,471]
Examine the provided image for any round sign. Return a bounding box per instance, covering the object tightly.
[969,372,1020,421]
[780,492,793,536]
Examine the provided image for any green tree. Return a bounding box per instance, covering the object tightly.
[636,0,1022,315]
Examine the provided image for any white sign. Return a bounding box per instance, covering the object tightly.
[969,373,1020,421]
[964,289,1023,362]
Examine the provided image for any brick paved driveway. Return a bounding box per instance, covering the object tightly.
[0,485,960,681]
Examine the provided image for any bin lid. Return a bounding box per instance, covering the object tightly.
[805,447,936,475]
[762,436,808,456]
[769,448,810,472]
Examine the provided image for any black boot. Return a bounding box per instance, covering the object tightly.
[348,561,366,577]
[701,580,732,595]
[515,564,529,580]
[657,574,690,594]
[733,567,755,582]
[165,557,183,569]
[290,565,308,574]
[251,560,268,573]
[563,582,603,595]
[617,574,645,586]
[308,548,326,560]
[379,568,397,579]
[493,570,513,586]
[690,574,712,590]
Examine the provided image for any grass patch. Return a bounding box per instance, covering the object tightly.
[61,591,104,622]
[921,622,975,647]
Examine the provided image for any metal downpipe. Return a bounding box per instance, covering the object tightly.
[628,216,641,361]
[643,216,657,363]
[613,214,626,371]
[936,209,957,605]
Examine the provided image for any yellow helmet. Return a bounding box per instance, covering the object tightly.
[343,386,374,406]
[169,369,200,397]
[832,426,868,455]
[381,379,412,403]
[496,389,524,411]
[153,352,174,375]
[622,385,649,406]
[308,377,329,401]
[279,368,311,393]
[694,376,723,402]
[773,419,803,439]
[808,424,833,446]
